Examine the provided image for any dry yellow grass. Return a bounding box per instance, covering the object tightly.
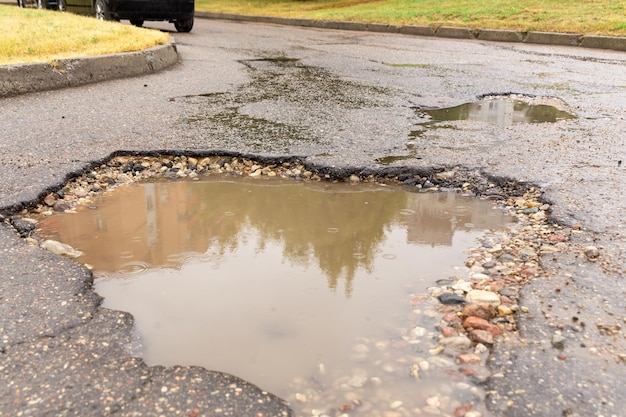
[0,5,169,65]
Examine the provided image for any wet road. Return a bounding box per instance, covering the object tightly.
[1,17,626,417]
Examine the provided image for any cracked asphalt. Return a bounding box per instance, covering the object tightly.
[1,17,626,417]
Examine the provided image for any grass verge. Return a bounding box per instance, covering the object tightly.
[196,0,626,37]
[0,4,169,65]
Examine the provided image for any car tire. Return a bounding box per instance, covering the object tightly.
[174,17,193,32]
[57,0,66,11]
[130,18,144,27]
[95,0,110,20]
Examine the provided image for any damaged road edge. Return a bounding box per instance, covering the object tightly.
[1,151,585,417]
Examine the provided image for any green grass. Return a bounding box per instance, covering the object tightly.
[0,5,169,64]
[196,0,626,36]
[1,0,625,66]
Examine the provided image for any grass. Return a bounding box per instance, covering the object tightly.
[196,0,626,36]
[0,0,624,65]
[0,5,169,65]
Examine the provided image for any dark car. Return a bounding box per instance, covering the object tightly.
[18,0,194,32]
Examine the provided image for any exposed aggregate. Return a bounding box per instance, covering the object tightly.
[8,154,607,417]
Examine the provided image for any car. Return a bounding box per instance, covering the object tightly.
[17,0,194,32]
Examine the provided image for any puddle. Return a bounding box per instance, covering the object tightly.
[35,176,514,416]
[415,96,577,127]
[375,154,421,165]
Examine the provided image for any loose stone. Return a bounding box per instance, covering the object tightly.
[43,193,57,206]
[442,312,462,324]
[390,400,403,409]
[454,403,474,417]
[439,335,472,351]
[457,353,481,364]
[437,293,466,305]
[497,305,514,315]
[497,253,515,263]
[441,327,459,337]
[551,333,566,349]
[462,304,496,320]
[583,245,600,260]
[452,280,473,293]
[469,330,494,345]
[40,239,83,258]
[465,290,501,307]
[462,317,503,337]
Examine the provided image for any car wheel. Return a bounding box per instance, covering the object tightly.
[174,17,193,32]
[57,0,66,11]
[95,0,110,20]
[130,18,144,27]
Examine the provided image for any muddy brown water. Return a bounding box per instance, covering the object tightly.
[36,176,514,415]
[415,97,577,127]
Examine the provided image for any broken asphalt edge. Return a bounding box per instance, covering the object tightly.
[1,11,626,98]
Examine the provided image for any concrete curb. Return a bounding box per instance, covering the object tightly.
[0,42,179,98]
[196,11,626,53]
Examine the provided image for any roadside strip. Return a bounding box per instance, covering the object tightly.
[1,8,625,98]
[197,11,626,52]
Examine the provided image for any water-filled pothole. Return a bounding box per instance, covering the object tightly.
[387,96,577,165]
[35,176,514,416]
[415,96,577,127]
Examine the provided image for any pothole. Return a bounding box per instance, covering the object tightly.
[14,155,571,417]
[393,95,578,164]
[416,95,577,127]
[411,95,577,136]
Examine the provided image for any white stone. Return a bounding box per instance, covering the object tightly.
[438,335,472,350]
[470,273,490,281]
[390,400,403,409]
[452,280,473,293]
[410,326,427,338]
[41,240,83,259]
[466,289,501,306]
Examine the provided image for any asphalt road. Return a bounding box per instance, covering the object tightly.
[1,17,626,417]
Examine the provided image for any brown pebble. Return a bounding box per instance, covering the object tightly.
[484,280,505,292]
[469,329,494,345]
[454,403,473,417]
[442,312,462,324]
[457,353,481,364]
[53,201,71,212]
[462,304,496,320]
[459,366,475,376]
[520,267,539,277]
[463,316,503,337]
[499,295,514,305]
[43,193,57,207]
[557,354,567,360]
[441,327,459,337]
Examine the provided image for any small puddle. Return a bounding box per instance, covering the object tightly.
[36,176,514,416]
[415,96,577,128]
